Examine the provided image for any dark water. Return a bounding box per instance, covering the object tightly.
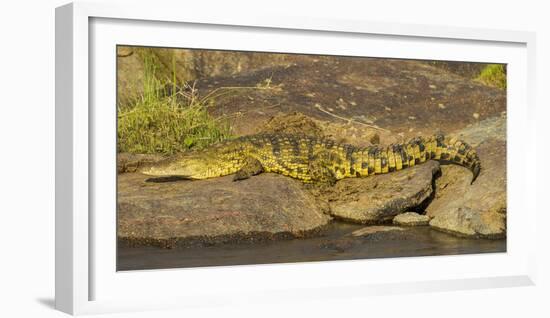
[117,223,506,271]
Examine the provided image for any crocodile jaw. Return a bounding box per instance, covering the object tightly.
[139,163,207,179]
[138,155,230,180]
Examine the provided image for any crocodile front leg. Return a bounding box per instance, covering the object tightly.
[233,157,264,181]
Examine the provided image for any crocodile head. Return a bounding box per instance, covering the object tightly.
[138,152,230,180]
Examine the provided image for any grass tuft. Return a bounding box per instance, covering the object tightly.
[117,51,232,154]
[476,64,507,89]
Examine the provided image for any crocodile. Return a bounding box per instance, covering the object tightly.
[138,133,481,185]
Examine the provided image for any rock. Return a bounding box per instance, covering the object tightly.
[326,161,440,224]
[117,173,331,248]
[426,115,506,238]
[393,212,430,226]
[320,226,405,251]
[348,225,414,243]
[350,225,404,237]
[201,56,505,139]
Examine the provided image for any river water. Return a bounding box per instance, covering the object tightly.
[117,222,506,271]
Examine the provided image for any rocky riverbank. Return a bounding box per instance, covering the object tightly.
[118,113,506,246]
[117,53,506,248]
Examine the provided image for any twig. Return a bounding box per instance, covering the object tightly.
[200,85,275,103]
[117,108,139,118]
[314,104,390,132]
[218,103,282,121]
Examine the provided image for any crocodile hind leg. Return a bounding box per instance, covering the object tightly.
[233,157,264,181]
[308,151,337,186]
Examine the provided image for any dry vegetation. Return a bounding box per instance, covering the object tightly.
[117,51,232,154]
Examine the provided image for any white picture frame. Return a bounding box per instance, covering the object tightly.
[55,1,537,315]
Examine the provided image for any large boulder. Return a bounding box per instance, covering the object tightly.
[325,161,440,224]
[199,56,505,140]
[117,173,331,248]
[426,115,506,238]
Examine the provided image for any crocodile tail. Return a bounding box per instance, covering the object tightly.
[432,134,481,184]
[366,135,480,184]
[404,134,481,184]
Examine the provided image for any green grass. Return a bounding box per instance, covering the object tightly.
[476,64,507,89]
[117,51,232,154]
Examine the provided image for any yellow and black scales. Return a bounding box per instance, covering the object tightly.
[140,133,481,185]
